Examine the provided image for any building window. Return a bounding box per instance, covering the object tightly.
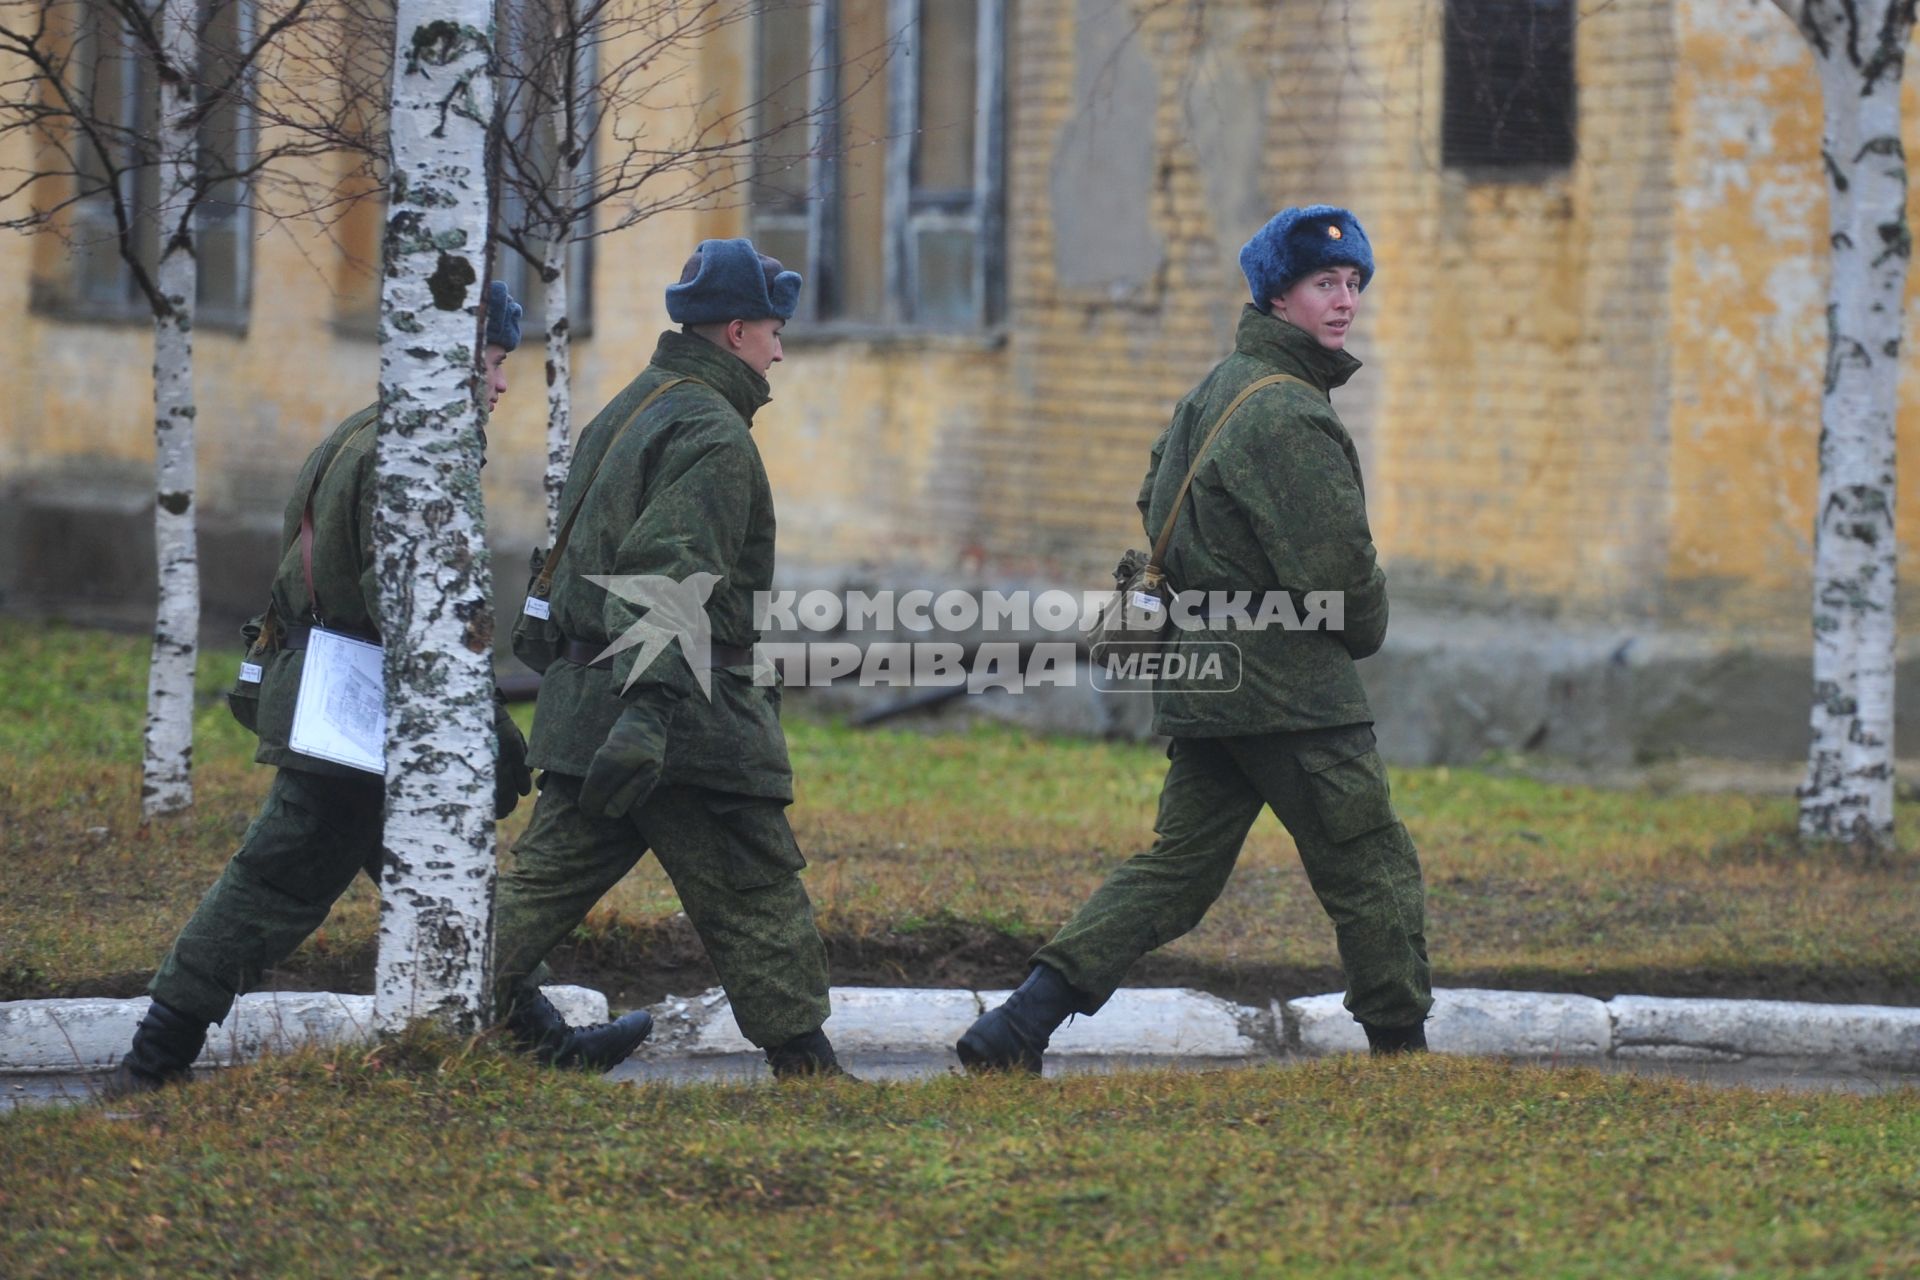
[1442,0,1575,172]
[54,0,253,327]
[493,0,595,340]
[333,0,595,341]
[750,0,1006,331]
[329,0,389,336]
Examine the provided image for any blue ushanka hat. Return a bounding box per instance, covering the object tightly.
[665,238,803,325]
[1239,205,1374,309]
[484,280,523,352]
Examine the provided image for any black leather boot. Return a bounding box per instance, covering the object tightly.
[764,1028,848,1080]
[1362,1020,1429,1057]
[102,999,209,1097]
[955,964,1084,1075]
[505,990,653,1071]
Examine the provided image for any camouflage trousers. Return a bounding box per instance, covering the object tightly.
[493,772,831,1049]
[149,767,385,1026]
[1034,723,1432,1029]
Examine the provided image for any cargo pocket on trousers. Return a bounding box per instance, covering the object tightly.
[707,798,808,891]
[1296,726,1397,845]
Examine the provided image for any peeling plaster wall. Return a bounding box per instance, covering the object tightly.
[1050,0,1166,296]
[1360,0,1676,620]
[1667,0,1920,635]
[7,0,1920,672]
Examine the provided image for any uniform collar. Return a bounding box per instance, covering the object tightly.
[1234,305,1362,393]
[650,329,773,423]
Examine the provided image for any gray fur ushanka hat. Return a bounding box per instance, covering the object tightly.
[484,280,523,352]
[1239,205,1374,308]
[666,238,803,325]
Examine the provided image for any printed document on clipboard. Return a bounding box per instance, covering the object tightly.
[288,628,386,773]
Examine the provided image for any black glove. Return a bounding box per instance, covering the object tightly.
[579,687,678,819]
[494,702,534,820]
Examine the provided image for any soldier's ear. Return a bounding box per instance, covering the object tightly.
[727,318,747,349]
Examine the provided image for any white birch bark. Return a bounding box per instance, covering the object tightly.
[1774,0,1911,849]
[373,0,497,1031]
[539,0,583,546]
[541,227,571,545]
[140,0,200,821]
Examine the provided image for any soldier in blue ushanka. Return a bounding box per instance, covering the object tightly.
[107,284,657,1095]
[958,207,1433,1074]
[490,239,846,1080]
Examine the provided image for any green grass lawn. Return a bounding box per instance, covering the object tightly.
[1,1044,1914,1278]
[5,622,1918,1280]
[3,618,1918,1007]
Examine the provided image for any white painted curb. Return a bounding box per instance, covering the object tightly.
[1610,996,1920,1068]
[645,986,1269,1060]
[644,986,984,1057]
[985,986,1272,1058]
[5,986,1918,1074]
[1290,988,1612,1058]
[0,986,607,1074]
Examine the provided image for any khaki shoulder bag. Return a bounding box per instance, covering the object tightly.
[1085,373,1311,652]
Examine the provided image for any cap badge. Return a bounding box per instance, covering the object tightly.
[1327,225,1343,240]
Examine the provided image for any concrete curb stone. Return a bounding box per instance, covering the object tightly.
[980,986,1272,1058]
[643,987,984,1058]
[0,986,607,1074]
[1609,995,1920,1068]
[1288,989,1613,1058]
[4,986,1917,1075]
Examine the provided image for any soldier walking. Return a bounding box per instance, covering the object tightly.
[109,284,652,1095]
[493,239,845,1079]
[958,207,1432,1072]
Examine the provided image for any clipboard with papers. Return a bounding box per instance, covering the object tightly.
[288,627,386,774]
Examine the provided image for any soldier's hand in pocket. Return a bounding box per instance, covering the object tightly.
[580,688,678,819]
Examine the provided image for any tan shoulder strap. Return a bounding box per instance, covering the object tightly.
[534,376,697,595]
[1148,373,1315,570]
[299,414,378,627]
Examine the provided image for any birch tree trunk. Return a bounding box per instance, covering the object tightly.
[373,0,497,1031]
[140,0,199,821]
[541,226,571,545]
[1775,0,1912,850]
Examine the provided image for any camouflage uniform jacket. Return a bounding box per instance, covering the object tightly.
[526,330,793,801]
[1139,305,1389,737]
[248,404,383,778]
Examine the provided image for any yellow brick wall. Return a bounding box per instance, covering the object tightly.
[3,0,1916,640]
[1369,0,1676,618]
[1667,0,1920,634]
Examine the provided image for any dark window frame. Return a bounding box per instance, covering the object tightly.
[492,0,596,344]
[751,0,1007,334]
[40,0,256,332]
[1441,0,1577,176]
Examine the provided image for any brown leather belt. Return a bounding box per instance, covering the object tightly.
[282,622,380,649]
[560,637,756,670]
